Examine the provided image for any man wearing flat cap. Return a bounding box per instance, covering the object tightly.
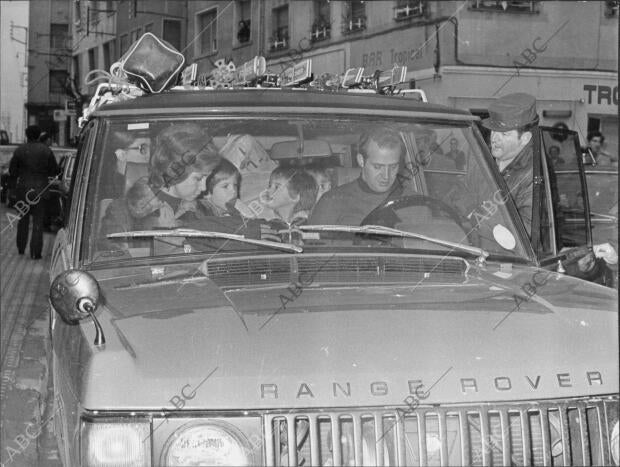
[482,92,539,236]
[483,93,618,283]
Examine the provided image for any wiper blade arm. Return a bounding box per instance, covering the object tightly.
[300,224,488,261]
[107,229,303,253]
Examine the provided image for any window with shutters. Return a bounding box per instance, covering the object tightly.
[270,5,289,50]
[311,0,331,42]
[342,0,366,34]
[468,1,540,13]
[197,8,217,55]
[236,0,251,44]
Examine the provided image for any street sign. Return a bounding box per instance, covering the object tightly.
[65,99,78,114]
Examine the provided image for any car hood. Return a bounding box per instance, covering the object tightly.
[79,263,618,409]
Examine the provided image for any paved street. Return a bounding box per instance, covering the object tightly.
[1,203,60,466]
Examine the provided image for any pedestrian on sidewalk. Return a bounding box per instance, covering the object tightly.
[8,125,59,259]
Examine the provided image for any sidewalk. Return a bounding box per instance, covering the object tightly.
[1,205,60,467]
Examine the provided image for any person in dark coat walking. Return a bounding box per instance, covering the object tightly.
[9,125,59,259]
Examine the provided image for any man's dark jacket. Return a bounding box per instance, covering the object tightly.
[9,141,59,195]
[500,140,534,236]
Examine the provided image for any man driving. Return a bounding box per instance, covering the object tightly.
[309,126,405,225]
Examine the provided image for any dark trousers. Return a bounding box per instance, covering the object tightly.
[16,196,45,257]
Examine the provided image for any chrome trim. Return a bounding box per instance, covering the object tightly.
[262,398,616,466]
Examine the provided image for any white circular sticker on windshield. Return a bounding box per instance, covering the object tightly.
[493,224,516,250]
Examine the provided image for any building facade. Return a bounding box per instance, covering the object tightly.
[25,0,73,145]
[1,1,30,143]
[68,0,618,151]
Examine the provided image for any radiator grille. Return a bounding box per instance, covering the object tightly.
[201,254,468,288]
[263,398,617,466]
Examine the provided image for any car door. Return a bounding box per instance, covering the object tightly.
[535,126,611,284]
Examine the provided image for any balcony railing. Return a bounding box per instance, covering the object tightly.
[310,23,331,42]
[469,0,540,13]
[342,16,366,34]
[393,1,425,21]
[270,35,289,51]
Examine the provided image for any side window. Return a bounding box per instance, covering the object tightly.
[535,145,554,257]
[540,126,591,252]
[74,121,99,262]
[66,126,89,232]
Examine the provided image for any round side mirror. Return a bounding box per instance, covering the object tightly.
[50,270,100,324]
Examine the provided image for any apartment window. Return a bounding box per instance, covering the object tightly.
[74,1,82,30]
[468,1,540,13]
[311,0,330,42]
[120,34,129,56]
[196,9,217,55]
[394,1,425,21]
[163,19,182,51]
[129,0,137,18]
[49,70,69,95]
[130,28,142,44]
[343,1,366,34]
[103,40,115,70]
[50,23,69,49]
[236,0,251,44]
[88,47,97,71]
[73,56,81,90]
[605,0,619,17]
[88,3,99,26]
[271,5,289,50]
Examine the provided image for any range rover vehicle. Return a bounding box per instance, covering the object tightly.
[48,57,618,466]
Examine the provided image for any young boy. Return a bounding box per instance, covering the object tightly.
[305,165,333,202]
[260,166,318,224]
[200,159,242,216]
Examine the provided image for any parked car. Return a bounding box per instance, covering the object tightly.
[48,62,617,466]
[0,144,18,205]
[0,129,9,145]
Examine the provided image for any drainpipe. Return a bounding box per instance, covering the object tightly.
[434,22,440,75]
[258,0,265,56]
[185,0,189,61]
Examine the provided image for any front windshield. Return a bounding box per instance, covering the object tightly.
[83,117,529,263]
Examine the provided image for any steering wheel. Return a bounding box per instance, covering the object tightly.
[360,194,479,246]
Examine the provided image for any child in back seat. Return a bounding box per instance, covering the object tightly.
[199,159,242,216]
[260,166,318,225]
[305,165,333,203]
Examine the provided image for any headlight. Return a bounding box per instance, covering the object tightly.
[612,420,619,466]
[81,419,151,467]
[163,420,252,466]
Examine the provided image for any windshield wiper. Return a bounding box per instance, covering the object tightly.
[300,224,488,263]
[107,229,303,253]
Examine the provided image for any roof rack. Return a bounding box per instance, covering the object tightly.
[78,82,144,128]
[78,53,429,126]
[175,55,425,99]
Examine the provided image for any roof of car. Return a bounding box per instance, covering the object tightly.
[94,88,478,122]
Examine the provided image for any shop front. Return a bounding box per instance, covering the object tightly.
[422,66,618,155]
